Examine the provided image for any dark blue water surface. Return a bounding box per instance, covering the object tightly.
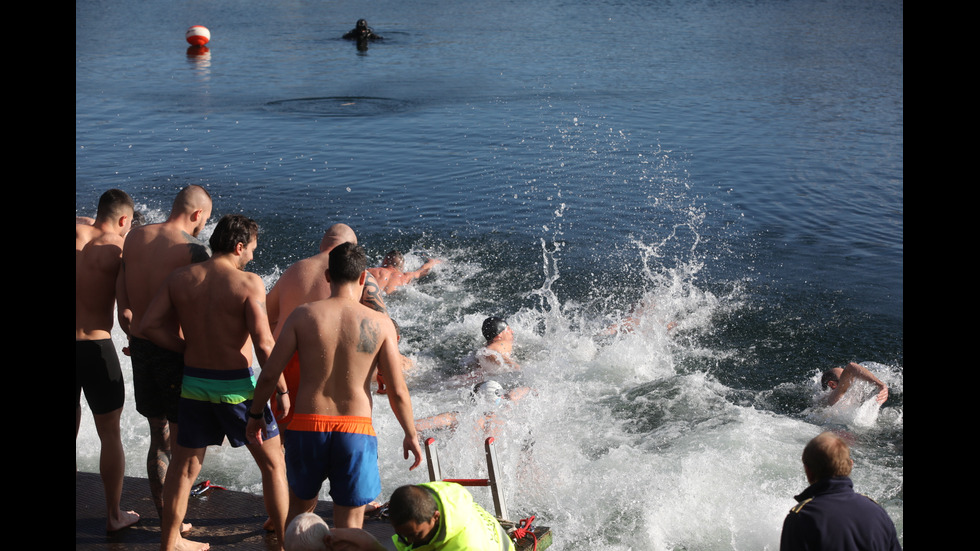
[77,1,902,547]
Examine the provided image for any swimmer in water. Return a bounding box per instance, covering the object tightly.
[414,380,533,433]
[343,19,383,41]
[367,250,442,295]
[463,317,519,376]
[820,362,889,406]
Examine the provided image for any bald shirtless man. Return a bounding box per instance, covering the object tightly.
[367,250,441,295]
[117,184,212,526]
[141,214,288,551]
[76,189,140,532]
[248,243,422,532]
[266,223,387,429]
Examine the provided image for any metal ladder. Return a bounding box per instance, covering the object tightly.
[423,436,509,521]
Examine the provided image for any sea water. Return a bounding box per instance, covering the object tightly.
[77,0,903,548]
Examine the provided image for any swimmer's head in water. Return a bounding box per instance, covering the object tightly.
[356,19,368,30]
[482,317,509,343]
[383,250,405,270]
[473,380,504,399]
[821,367,843,390]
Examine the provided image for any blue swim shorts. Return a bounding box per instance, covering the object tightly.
[177,366,279,448]
[284,414,381,507]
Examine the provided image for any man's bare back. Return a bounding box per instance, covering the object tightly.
[254,245,416,443]
[267,224,386,337]
[142,236,271,370]
[76,222,129,340]
[249,242,419,531]
[115,186,212,531]
[120,223,210,338]
[75,189,140,533]
[278,297,400,417]
[140,214,287,551]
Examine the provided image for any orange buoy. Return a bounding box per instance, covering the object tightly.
[185,25,211,46]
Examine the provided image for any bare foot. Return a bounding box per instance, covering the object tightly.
[174,535,210,550]
[263,516,274,532]
[107,509,140,532]
[181,522,193,534]
[364,500,389,520]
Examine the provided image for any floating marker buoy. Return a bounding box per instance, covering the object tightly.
[185,25,211,46]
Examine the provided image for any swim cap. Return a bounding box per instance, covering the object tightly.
[473,380,504,402]
[482,317,509,342]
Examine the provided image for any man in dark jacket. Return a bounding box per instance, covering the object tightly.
[780,432,900,550]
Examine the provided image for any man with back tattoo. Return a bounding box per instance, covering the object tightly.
[265,223,387,430]
[248,242,422,532]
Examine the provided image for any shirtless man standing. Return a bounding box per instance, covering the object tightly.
[367,250,441,295]
[248,242,422,531]
[140,214,288,551]
[266,223,387,429]
[76,189,140,532]
[117,184,211,526]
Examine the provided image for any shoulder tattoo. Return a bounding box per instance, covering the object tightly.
[357,318,380,353]
[182,231,212,263]
[361,273,388,314]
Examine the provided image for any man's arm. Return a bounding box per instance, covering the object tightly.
[115,259,133,337]
[139,276,184,354]
[325,528,387,551]
[266,278,282,335]
[376,324,421,470]
[247,313,298,445]
[360,272,388,315]
[404,258,442,280]
[828,362,889,405]
[243,275,276,367]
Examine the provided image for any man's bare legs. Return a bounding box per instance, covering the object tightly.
[161,444,209,551]
[279,461,365,531]
[146,416,171,515]
[285,491,319,541]
[246,435,289,551]
[147,417,193,533]
[93,408,140,532]
[333,504,367,529]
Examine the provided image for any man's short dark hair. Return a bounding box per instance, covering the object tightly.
[388,485,437,526]
[328,242,367,283]
[209,214,258,254]
[821,368,840,390]
[96,189,135,222]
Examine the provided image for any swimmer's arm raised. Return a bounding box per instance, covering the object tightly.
[827,362,889,405]
[404,258,442,281]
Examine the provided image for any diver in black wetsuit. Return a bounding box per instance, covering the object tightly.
[342,19,383,41]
